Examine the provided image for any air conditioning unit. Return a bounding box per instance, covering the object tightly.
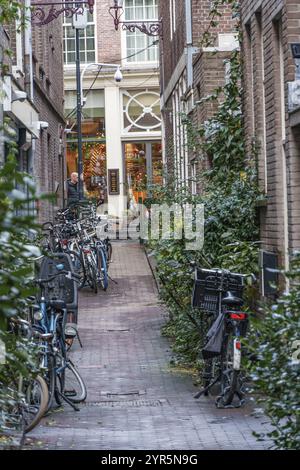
[288,80,300,112]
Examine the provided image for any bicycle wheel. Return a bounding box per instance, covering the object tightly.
[201,357,220,396]
[107,241,112,265]
[57,360,87,403]
[67,249,85,289]
[217,333,244,407]
[84,251,98,293]
[22,375,49,433]
[96,246,108,291]
[43,354,56,413]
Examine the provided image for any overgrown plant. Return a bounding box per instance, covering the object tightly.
[147,2,261,367]
[246,255,300,450]
[0,146,43,438]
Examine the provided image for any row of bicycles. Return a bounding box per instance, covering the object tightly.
[41,201,112,294]
[3,201,110,435]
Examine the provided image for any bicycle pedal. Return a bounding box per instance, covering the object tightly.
[64,389,76,397]
[202,372,212,379]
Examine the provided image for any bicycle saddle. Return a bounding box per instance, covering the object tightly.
[222,291,243,306]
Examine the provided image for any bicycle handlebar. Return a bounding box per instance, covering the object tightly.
[35,270,80,286]
[192,265,257,284]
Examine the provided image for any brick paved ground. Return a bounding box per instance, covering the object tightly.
[25,241,272,450]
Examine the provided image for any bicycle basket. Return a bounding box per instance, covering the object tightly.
[37,253,78,312]
[192,268,244,313]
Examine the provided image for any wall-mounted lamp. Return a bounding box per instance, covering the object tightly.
[12,90,27,102]
[36,121,49,130]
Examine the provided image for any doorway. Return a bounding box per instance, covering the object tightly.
[123,141,163,209]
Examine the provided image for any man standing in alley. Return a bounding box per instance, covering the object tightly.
[66,172,79,207]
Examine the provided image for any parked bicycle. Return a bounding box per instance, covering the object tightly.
[192,267,254,408]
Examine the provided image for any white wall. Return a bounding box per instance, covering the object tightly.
[104,86,126,218]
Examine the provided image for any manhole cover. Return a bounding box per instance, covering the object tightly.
[84,399,168,408]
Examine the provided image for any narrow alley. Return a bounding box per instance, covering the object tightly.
[25,242,271,451]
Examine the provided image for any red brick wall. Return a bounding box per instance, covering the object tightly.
[95,0,122,63]
[241,0,300,261]
[31,16,66,221]
[159,0,237,186]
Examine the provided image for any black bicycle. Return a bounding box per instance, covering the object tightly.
[192,267,253,408]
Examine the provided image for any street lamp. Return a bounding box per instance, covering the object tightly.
[109,0,163,37]
[31,1,95,201]
[80,63,122,107]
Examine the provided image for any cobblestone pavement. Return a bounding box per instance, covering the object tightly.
[25,241,272,450]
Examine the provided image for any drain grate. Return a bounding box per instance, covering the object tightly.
[84,399,168,408]
[100,390,146,398]
[208,417,233,424]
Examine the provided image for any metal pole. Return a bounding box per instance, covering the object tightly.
[75,27,83,200]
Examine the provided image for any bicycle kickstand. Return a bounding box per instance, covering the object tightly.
[194,374,221,399]
[108,274,118,284]
[56,390,80,411]
[76,330,83,348]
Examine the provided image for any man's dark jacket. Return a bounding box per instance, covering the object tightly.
[66,179,79,205]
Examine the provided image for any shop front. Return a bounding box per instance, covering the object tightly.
[64,86,163,216]
[65,89,107,205]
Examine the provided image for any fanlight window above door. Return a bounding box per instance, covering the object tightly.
[123,90,161,133]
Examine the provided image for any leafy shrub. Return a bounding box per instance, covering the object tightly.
[0,152,42,436]
[247,255,300,450]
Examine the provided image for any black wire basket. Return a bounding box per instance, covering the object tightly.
[37,253,78,312]
[192,268,244,313]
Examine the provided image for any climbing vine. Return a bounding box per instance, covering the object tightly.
[148,31,261,366]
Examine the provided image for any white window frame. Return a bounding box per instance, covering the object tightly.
[191,160,197,195]
[121,0,159,67]
[170,0,176,39]
[63,5,97,67]
[121,88,162,139]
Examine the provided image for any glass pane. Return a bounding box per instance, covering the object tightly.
[65,26,75,38]
[125,142,147,206]
[67,39,75,52]
[67,52,76,63]
[86,38,95,50]
[87,51,96,62]
[87,11,94,22]
[86,25,95,36]
[151,143,163,185]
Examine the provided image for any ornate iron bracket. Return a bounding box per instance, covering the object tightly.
[31,1,94,26]
[109,2,163,38]
[121,20,162,38]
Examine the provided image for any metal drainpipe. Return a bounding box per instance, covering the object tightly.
[185,0,193,89]
[25,0,34,101]
[25,1,36,214]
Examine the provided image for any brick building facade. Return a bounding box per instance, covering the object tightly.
[159,0,237,189]
[241,0,300,275]
[63,1,162,217]
[1,2,65,222]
